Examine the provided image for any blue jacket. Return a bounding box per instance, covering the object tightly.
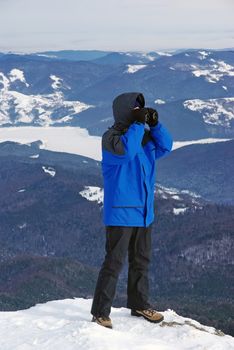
[101,92,173,227]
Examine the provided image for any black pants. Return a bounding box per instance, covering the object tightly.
[90,224,152,317]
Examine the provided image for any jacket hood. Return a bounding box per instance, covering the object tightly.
[112,92,145,128]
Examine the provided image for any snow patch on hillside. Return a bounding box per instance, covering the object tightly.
[50,75,63,90]
[198,51,210,60]
[154,99,166,104]
[8,68,29,87]
[156,51,172,57]
[191,60,234,83]
[42,166,56,177]
[141,53,156,61]
[156,184,201,200]
[125,64,147,73]
[173,207,188,215]
[0,298,233,350]
[30,154,39,158]
[17,188,26,193]
[50,74,71,90]
[183,97,234,128]
[79,186,103,204]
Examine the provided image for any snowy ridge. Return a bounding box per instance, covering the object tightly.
[0,298,233,350]
[0,69,93,126]
[172,137,232,150]
[183,97,234,128]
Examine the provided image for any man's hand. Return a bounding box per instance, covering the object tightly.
[131,108,148,124]
[145,108,159,127]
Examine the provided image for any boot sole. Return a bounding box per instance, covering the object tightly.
[131,310,164,324]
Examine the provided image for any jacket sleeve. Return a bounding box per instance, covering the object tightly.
[102,121,145,165]
[149,121,173,160]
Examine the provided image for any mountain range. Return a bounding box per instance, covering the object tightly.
[0,48,233,337]
[0,49,233,139]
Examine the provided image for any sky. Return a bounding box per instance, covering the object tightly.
[0,0,233,53]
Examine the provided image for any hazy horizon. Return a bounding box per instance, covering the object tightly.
[0,0,233,53]
[1,47,234,55]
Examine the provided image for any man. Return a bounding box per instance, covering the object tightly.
[90,92,173,329]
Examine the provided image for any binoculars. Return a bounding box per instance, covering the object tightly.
[145,108,158,124]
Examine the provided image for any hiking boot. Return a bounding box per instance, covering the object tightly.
[91,315,113,329]
[131,308,164,323]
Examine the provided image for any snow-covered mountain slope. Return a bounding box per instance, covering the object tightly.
[0,126,231,161]
[0,49,234,139]
[0,70,93,126]
[190,59,234,83]
[0,298,233,350]
[184,97,234,128]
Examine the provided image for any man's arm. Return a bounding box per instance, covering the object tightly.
[102,121,145,165]
[149,121,173,159]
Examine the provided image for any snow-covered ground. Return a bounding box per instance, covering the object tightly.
[0,126,232,161]
[0,298,233,350]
